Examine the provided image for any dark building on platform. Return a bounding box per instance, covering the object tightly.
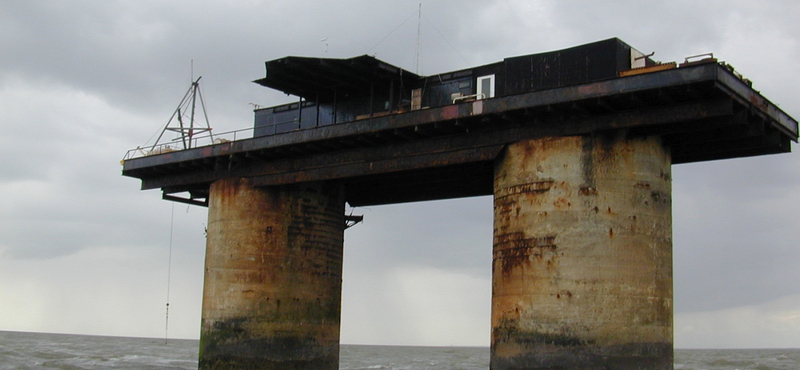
[252,38,657,136]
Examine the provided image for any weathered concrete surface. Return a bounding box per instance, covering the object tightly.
[199,178,345,370]
[492,134,673,370]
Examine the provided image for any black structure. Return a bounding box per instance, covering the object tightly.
[122,38,796,207]
[252,38,656,136]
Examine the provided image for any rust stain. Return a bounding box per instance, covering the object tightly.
[556,291,573,299]
[579,185,598,196]
[494,232,557,274]
[515,136,566,167]
[749,93,769,110]
[217,143,232,153]
[495,199,515,215]
[577,84,611,95]
[554,198,571,208]
[650,190,671,206]
[441,105,459,120]
[634,181,651,190]
[496,181,554,199]
[581,137,595,187]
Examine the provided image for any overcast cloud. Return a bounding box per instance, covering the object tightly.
[1,0,799,348]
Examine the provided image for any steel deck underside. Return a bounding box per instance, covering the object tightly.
[122,63,798,206]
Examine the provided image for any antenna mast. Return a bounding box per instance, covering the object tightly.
[152,76,214,151]
[415,3,422,74]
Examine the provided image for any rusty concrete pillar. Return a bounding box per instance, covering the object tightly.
[199,178,345,370]
[491,134,673,369]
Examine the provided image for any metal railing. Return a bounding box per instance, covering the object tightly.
[122,127,254,161]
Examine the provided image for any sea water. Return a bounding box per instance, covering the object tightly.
[1,330,799,370]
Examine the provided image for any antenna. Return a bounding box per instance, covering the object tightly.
[151,76,214,151]
[321,38,329,56]
[415,3,422,74]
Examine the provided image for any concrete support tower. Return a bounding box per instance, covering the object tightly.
[492,134,673,369]
[199,178,345,370]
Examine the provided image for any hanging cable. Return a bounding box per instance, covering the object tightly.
[415,3,422,74]
[165,202,175,345]
[421,12,471,68]
[366,8,419,54]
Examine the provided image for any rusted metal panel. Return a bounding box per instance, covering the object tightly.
[715,69,798,137]
[135,98,734,193]
[137,133,505,190]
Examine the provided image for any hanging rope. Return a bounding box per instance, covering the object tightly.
[165,202,175,345]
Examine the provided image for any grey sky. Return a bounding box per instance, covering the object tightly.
[1,1,799,348]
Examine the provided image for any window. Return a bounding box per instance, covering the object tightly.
[477,74,495,99]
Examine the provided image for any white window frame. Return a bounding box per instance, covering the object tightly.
[477,74,495,99]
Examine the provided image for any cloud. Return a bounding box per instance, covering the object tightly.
[676,294,800,349]
[345,197,493,274]
[341,265,491,346]
[0,79,189,259]
[0,242,204,339]
[672,157,800,313]
[340,198,493,346]
[1,0,799,349]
